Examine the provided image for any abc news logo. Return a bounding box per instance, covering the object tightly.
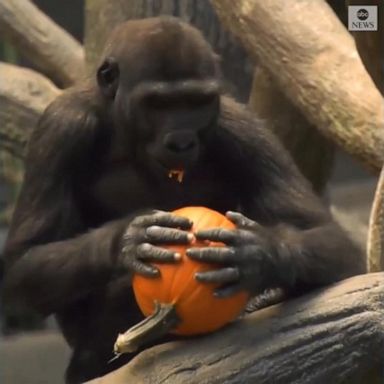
[357,9,369,20]
[348,6,378,31]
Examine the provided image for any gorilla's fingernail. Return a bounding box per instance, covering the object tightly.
[187,233,195,243]
[174,252,181,260]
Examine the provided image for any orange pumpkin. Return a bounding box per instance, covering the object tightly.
[132,206,249,335]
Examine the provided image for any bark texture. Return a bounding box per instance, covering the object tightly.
[0,0,84,86]
[211,0,384,173]
[348,0,383,94]
[0,62,61,158]
[88,273,384,384]
[249,68,334,193]
[368,167,384,272]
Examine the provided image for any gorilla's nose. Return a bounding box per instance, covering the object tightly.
[164,132,197,153]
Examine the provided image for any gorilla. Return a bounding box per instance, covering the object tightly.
[2,17,364,383]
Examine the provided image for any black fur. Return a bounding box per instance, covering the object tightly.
[2,17,364,383]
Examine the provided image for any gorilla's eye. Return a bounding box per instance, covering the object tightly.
[97,58,119,97]
[145,94,173,109]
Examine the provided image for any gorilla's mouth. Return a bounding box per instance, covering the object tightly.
[147,155,187,182]
[156,152,196,178]
[168,169,185,183]
[145,144,198,182]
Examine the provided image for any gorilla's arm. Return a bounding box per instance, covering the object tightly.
[2,88,189,316]
[2,88,123,315]
[189,98,365,296]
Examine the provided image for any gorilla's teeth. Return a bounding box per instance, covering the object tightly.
[168,169,185,183]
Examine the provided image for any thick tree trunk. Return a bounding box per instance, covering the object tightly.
[211,0,384,173]
[348,0,383,94]
[368,167,384,272]
[88,273,384,384]
[0,0,84,87]
[249,68,334,193]
[247,1,361,193]
[0,62,61,158]
[84,0,253,101]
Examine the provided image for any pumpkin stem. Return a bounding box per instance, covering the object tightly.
[113,301,180,354]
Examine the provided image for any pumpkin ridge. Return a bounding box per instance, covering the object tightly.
[180,279,206,310]
[172,208,233,314]
[173,256,203,306]
[170,207,208,304]
[168,251,183,304]
[174,282,207,334]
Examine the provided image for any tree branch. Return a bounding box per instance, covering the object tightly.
[249,67,335,193]
[89,273,384,384]
[210,0,384,173]
[347,0,383,94]
[368,167,384,272]
[0,62,61,158]
[0,0,85,87]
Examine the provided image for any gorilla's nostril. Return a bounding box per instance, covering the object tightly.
[164,133,197,153]
[168,140,195,152]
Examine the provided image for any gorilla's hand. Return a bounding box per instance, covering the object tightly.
[120,211,194,277]
[187,211,282,297]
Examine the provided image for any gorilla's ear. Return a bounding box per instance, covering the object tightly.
[97,57,119,99]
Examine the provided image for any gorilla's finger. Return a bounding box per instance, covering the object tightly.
[195,267,240,284]
[123,257,159,277]
[186,247,236,263]
[146,226,195,244]
[135,213,193,229]
[226,211,258,229]
[137,243,181,262]
[214,284,243,298]
[195,228,237,244]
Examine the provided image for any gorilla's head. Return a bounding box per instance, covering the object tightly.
[96,17,221,178]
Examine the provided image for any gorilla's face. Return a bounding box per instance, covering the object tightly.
[96,17,221,177]
[132,81,220,174]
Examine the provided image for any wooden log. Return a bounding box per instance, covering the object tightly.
[347,0,383,94]
[368,167,384,271]
[0,62,61,158]
[0,0,84,86]
[249,67,334,193]
[88,273,384,384]
[210,0,384,173]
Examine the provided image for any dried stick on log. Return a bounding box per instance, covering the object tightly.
[368,167,384,272]
[0,0,85,87]
[0,62,61,158]
[210,0,384,173]
[88,273,384,384]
